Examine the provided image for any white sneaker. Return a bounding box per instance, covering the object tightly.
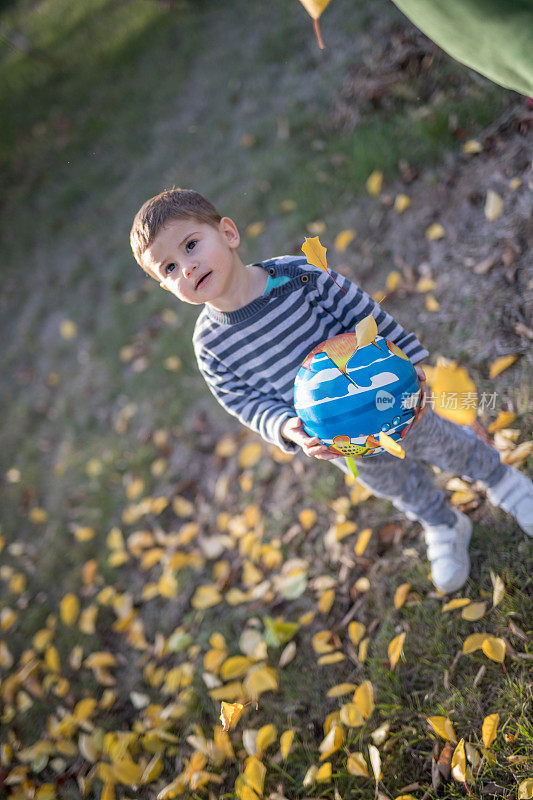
[486,467,533,536]
[423,510,472,593]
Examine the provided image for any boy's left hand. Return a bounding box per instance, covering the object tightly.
[412,364,428,426]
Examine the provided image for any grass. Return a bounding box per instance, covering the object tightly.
[1,0,531,798]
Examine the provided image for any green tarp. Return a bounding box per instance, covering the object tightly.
[391,0,533,96]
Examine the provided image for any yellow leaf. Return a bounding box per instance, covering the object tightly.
[358,637,370,661]
[416,276,436,293]
[317,651,345,665]
[244,756,266,795]
[220,656,254,681]
[256,724,277,753]
[518,779,533,799]
[319,724,344,759]
[59,593,79,626]
[141,754,163,783]
[299,508,317,530]
[348,621,366,646]
[243,664,278,699]
[482,713,499,748]
[60,319,77,339]
[379,431,405,459]
[426,361,477,425]
[335,520,357,540]
[462,633,488,654]
[73,697,97,722]
[73,526,95,542]
[368,744,382,781]
[280,729,294,759]
[491,572,505,607]
[326,683,356,698]
[353,680,374,719]
[301,236,328,271]
[112,758,143,786]
[385,270,402,291]
[489,354,518,379]
[425,294,440,312]
[316,762,332,782]
[191,585,222,610]
[451,738,467,782]
[312,630,335,654]
[388,632,406,669]
[354,527,372,555]
[246,221,266,239]
[442,597,471,612]
[84,651,117,669]
[425,222,445,240]
[45,645,60,673]
[29,507,48,523]
[347,752,368,776]
[210,681,244,701]
[394,193,411,213]
[298,0,332,20]
[158,571,178,599]
[488,411,516,432]
[340,703,365,727]
[303,765,318,786]
[238,442,263,469]
[394,583,411,609]
[318,588,335,614]
[461,601,487,621]
[462,139,482,154]
[366,170,383,196]
[220,701,244,732]
[484,189,503,221]
[334,229,356,252]
[157,776,188,799]
[427,716,457,743]
[482,635,506,662]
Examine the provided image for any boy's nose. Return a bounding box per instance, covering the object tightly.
[183,264,198,279]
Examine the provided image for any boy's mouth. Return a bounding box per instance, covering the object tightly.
[195,271,212,290]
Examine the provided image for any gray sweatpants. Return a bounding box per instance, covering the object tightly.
[334,408,506,526]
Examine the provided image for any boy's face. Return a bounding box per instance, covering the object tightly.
[141,216,241,305]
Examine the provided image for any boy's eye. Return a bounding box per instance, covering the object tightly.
[166,263,176,274]
[185,239,197,252]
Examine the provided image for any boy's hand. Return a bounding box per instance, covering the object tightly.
[281,417,341,460]
[412,364,428,425]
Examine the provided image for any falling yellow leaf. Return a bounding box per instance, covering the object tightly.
[354,527,372,555]
[299,508,317,530]
[482,635,506,662]
[394,193,411,213]
[451,738,467,782]
[482,713,499,748]
[394,583,411,609]
[484,190,503,221]
[488,411,516,432]
[462,139,482,155]
[319,724,344,759]
[280,729,295,759]
[347,752,369,776]
[462,633,488,654]
[518,779,533,799]
[301,236,328,271]
[220,701,244,731]
[461,601,487,621]
[427,716,457,743]
[348,621,366,646]
[353,680,374,719]
[60,319,77,339]
[442,598,471,612]
[334,229,355,252]
[425,222,445,241]
[368,744,382,781]
[385,270,402,291]
[388,632,406,669]
[379,431,405,459]
[489,354,518,379]
[366,170,383,196]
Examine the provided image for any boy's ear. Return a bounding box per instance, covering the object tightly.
[219,216,240,248]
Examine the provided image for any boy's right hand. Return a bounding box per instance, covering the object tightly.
[280,417,341,460]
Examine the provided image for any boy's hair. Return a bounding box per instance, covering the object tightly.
[130,188,222,268]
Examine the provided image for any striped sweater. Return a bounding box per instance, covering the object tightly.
[193,256,429,453]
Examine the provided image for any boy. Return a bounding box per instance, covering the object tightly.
[130,188,533,593]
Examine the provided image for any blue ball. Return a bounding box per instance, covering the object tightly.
[294,331,420,458]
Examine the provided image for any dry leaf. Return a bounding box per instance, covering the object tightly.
[462,633,488,654]
[298,0,332,20]
[302,236,328,271]
[427,716,457,743]
[299,508,317,530]
[244,757,266,796]
[489,354,518,379]
[334,229,355,252]
[451,739,466,782]
[488,411,516,433]
[353,680,374,719]
[246,222,266,239]
[482,713,499,748]
[490,572,505,607]
[60,593,80,626]
[191,585,222,610]
[326,683,356,698]
[518,779,533,799]
[462,140,482,154]
[394,583,411,609]
[319,724,344,759]
[426,361,477,425]
[243,664,278,698]
[368,744,382,781]
[484,190,503,221]
[425,295,440,312]
[366,170,384,196]
[316,762,332,782]
[388,632,406,669]
[280,729,294,759]
[347,752,369,776]
[394,193,411,213]
[461,601,487,621]
[385,270,402,291]
[379,431,405,459]
[425,223,445,241]
[238,442,263,469]
[354,528,372,555]
[442,598,471,612]
[256,723,277,753]
[348,621,366,646]
[340,703,365,727]
[482,636,506,663]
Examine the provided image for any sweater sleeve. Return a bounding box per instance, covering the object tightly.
[195,348,299,453]
[313,265,429,364]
